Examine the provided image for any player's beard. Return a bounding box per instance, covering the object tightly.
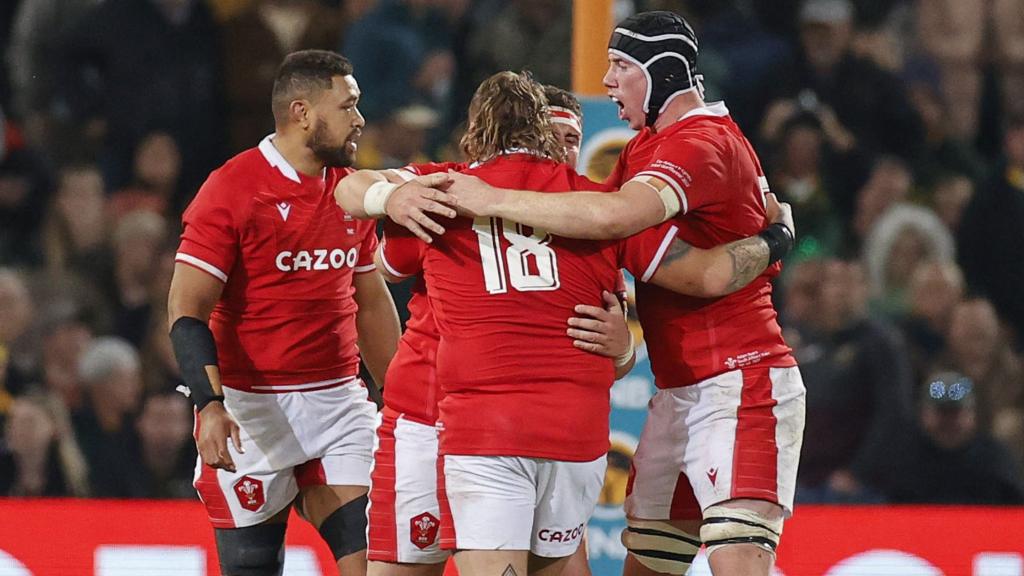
[309,119,355,168]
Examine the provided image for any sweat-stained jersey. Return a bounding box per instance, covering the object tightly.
[175,135,378,393]
[383,153,678,462]
[606,102,795,388]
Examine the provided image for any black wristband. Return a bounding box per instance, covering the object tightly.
[759,223,794,265]
[169,316,223,412]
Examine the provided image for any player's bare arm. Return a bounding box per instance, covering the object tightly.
[649,194,794,297]
[353,270,401,388]
[568,290,636,378]
[445,171,669,240]
[167,263,243,472]
[335,169,456,242]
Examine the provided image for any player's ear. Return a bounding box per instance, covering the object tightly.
[289,100,311,130]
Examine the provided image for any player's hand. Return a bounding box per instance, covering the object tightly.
[196,401,243,473]
[386,173,458,243]
[765,192,795,240]
[568,290,631,357]
[445,170,499,218]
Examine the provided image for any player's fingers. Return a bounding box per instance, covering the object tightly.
[567,317,605,332]
[572,304,608,319]
[404,220,434,243]
[573,340,603,353]
[602,290,623,312]
[230,423,244,454]
[416,172,454,189]
[411,211,446,236]
[420,199,457,219]
[567,328,606,344]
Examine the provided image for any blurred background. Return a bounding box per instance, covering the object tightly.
[0,0,1023,574]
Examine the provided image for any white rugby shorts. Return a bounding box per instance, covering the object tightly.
[368,408,448,564]
[193,379,377,528]
[625,366,806,520]
[439,454,606,558]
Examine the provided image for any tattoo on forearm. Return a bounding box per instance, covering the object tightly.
[502,565,519,576]
[726,237,770,293]
[661,238,695,266]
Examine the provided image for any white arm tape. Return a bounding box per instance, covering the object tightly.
[364,180,399,217]
[614,332,636,368]
[633,177,681,221]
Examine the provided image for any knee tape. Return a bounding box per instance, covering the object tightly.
[621,519,701,575]
[319,494,369,560]
[214,523,286,576]
[700,504,783,557]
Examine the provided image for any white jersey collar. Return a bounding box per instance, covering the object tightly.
[677,101,730,122]
[258,134,327,183]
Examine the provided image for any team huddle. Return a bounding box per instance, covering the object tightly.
[168,10,805,576]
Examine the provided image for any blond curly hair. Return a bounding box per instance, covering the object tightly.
[460,71,565,164]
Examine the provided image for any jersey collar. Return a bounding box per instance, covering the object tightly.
[676,101,730,122]
[259,134,328,184]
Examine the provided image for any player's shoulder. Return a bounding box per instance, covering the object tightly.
[200,148,264,200]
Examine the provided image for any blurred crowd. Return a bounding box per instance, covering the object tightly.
[0,0,1022,505]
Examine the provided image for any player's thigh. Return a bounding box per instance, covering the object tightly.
[531,457,605,559]
[298,483,369,528]
[558,536,591,576]
[441,455,537,552]
[195,389,307,529]
[369,410,448,565]
[528,553,573,576]
[682,366,805,516]
[624,387,699,522]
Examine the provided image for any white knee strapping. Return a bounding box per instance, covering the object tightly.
[621,519,701,575]
[700,504,783,557]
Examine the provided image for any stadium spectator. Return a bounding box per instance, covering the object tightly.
[862,203,954,315]
[850,156,913,249]
[941,298,1024,467]
[931,171,975,232]
[0,269,35,405]
[6,0,104,160]
[38,314,93,415]
[107,211,169,347]
[343,0,457,124]
[135,391,196,498]
[73,337,145,498]
[356,104,439,169]
[0,110,55,267]
[898,261,965,384]
[957,115,1024,342]
[57,0,225,192]
[885,371,1024,504]
[916,0,1024,142]
[0,391,90,497]
[795,259,913,503]
[222,0,344,153]
[40,164,110,278]
[461,0,572,107]
[107,132,183,222]
[760,0,924,161]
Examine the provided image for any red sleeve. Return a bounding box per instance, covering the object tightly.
[617,221,680,282]
[633,139,724,215]
[378,220,426,278]
[175,174,240,283]
[354,221,380,273]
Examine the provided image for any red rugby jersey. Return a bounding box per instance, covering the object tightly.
[375,162,469,424]
[176,136,378,393]
[385,153,677,461]
[607,103,795,387]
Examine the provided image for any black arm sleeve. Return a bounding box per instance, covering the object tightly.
[170,316,224,412]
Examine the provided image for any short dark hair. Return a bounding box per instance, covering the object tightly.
[544,85,582,118]
[272,50,353,123]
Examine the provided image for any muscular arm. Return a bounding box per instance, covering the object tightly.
[648,235,772,298]
[457,177,667,240]
[353,270,400,388]
[335,169,456,242]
